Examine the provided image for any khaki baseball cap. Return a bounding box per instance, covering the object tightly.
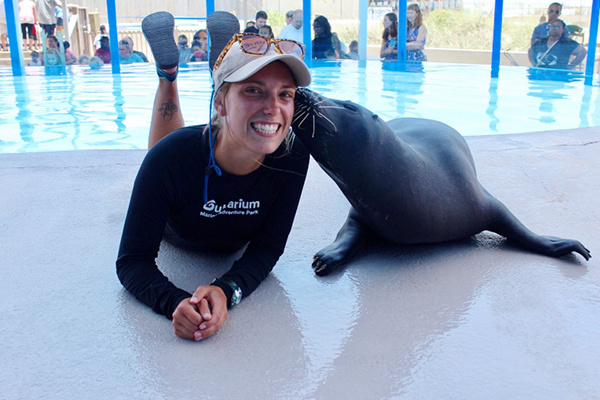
[212,38,311,92]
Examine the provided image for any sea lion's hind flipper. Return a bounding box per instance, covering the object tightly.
[487,197,591,261]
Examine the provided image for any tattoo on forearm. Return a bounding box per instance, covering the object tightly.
[159,99,178,121]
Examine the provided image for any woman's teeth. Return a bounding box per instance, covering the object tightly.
[253,123,279,135]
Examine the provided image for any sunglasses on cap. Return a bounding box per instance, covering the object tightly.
[213,33,304,71]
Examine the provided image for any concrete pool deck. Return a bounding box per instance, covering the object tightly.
[1,127,599,399]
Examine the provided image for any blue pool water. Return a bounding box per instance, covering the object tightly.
[0,61,598,154]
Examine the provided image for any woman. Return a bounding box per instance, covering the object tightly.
[406,3,427,61]
[312,15,340,59]
[117,11,311,342]
[380,12,398,61]
[18,0,37,51]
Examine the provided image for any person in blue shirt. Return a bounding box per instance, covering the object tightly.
[118,39,143,64]
[528,19,586,69]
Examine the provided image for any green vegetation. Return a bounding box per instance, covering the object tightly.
[426,9,540,51]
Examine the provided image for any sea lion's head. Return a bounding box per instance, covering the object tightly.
[292,88,378,144]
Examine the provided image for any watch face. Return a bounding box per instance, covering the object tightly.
[231,288,242,306]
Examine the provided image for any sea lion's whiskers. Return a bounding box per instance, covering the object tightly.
[292,110,306,125]
[315,111,337,132]
[295,111,310,129]
[318,105,346,110]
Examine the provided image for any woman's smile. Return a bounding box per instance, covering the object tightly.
[251,122,281,137]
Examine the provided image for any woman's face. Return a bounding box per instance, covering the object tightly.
[46,38,58,49]
[407,9,417,23]
[384,15,392,28]
[217,62,296,159]
[118,44,130,59]
[313,23,324,36]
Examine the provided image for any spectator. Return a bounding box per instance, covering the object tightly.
[190,40,207,61]
[348,40,359,60]
[245,21,255,31]
[528,19,586,69]
[285,10,294,26]
[44,47,61,65]
[45,33,58,50]
[193,29,207,43]
[1,0,7,51]
[63,40,77,64]
[36,0,58,36]
[94,35,110,63]
[123,36,148,62]
[177,34,192,63]
[89,55,103,69]
[259,24,273,39]
[19,0,38,51]
[118,39,143,64]
[312,15,341,59]
[244,10,267,34]
[78,54,90,65]
[406,3,427,61]
[94,24,108,50]
[531,3,569,45]
[192,29,208,54]
[380,12,398,60]
[28,50,42,65]
[279,9,303,43]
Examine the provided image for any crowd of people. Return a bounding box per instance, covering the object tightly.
[2,2,588,70]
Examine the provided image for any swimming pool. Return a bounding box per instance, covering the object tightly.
[0,61,598,154]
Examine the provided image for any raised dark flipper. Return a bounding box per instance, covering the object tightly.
[142,11,179,70]
[313,209,370,276]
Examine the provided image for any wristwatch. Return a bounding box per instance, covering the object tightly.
[211,278,242,307]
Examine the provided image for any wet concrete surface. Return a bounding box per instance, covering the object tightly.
[1,127,599,399]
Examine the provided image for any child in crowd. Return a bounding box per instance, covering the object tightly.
[63,41,77,64]
[89,56,103,69]
[177,34,192,63]
[45,48,62,66]
[190,40,207,61]
[28,50,42,66]
[259,25,273,39]
[78,55,90,65]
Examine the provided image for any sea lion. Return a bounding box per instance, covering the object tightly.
[291,88,591,276]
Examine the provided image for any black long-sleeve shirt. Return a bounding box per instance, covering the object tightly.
[116,125,309,318]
